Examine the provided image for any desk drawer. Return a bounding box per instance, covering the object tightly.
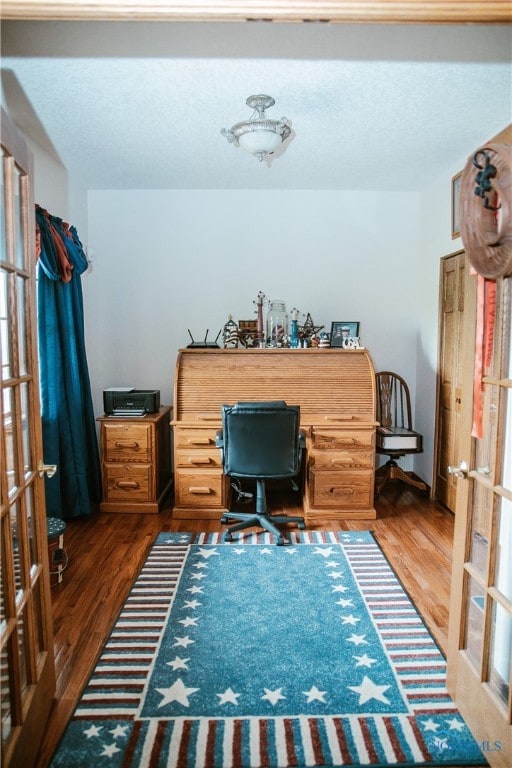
[311,450,374,469]
[104,463,151,502]
[176,448,222,468]
[176,469,225,508]
[312,429,374,450]
[175,429,218,449]
[311,469,373,508]
[103,423,151,461]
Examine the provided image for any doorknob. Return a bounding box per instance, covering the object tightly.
[447,460,469,478]
[38,460,57,479]
[447,461,491,479]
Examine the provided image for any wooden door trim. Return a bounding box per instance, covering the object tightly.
[1,0,511,23]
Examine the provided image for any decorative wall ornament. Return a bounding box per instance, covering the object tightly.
[459,142,512,279]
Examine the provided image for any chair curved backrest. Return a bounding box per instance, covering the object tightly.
[376,371,412,431]
[221,401,301,479]
[375,371,422,458]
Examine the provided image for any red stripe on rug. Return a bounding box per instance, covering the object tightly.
[284,718,298,766]
[408,716,433,761]
[177,720,193,767]
[333,717,352,763]
[121,719,143,768]
[359,717,379,763]
[308,718,326,765]
[259,718,270,766]
[383,717,407,762]
[149,720,167,768]
[233,719,243,766]
[204,719,217,768]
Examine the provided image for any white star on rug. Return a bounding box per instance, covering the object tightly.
[346,633,369,646]
[196,547,220,559]
[84,724,102,738]
[101,743,121,757]
[233,548,246,554]
[353,653,377,668]
[348,675,391,705]
[447,717,465,731]
[167,656,190,670]
[303,685,327,703]
[173,635,195,648]
[423,718,441,732]
[186,586,204,594]
[195,562,209,569]
[217,687,241,705]
[336,598,353,607]
[340,614,361,625]
[262,687,286,705]
[328,571,344,579]
[260,547,273,555]
[332,584,349,593]
[156,678,199,708]
[313,546,335,558]
[178,616,199,627]
[285,548,297,554]
[190,572,207,580]
[326,560,341,567]
[109,725,129,738]
[182,599,201,609]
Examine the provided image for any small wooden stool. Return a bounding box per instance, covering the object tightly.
[47,518,68,587]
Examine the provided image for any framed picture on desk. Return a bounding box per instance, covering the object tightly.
[330,321,360,347]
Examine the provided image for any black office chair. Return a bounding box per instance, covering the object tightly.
[375,371,429,497]
[216,401,306,545]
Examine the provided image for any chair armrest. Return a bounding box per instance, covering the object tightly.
[215,430,224,448]
[298,430,306,449]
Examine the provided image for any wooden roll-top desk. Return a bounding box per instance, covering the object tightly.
[172,348,378,521]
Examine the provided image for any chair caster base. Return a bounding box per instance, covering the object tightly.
[224,532,233,542]
[298,522,306,530]
[276,537,285,546]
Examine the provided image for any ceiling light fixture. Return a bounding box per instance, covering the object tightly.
[221,95,291,163]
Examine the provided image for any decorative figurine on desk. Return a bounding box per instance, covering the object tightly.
[253,290,266,346]
[289,307,300,348]
[222,315,239,348]
[299,312,324,343]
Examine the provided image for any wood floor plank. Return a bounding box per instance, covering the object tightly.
[34,486,454,768]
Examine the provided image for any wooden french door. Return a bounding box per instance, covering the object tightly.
[435,250,469,512]
[1,108,56,767]
[447,271,512,766]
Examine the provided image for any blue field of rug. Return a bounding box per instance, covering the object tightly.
[50,531,486,767]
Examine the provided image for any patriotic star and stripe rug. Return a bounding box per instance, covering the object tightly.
[49,531,486,768]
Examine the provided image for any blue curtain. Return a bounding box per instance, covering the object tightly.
[36,205,101,519]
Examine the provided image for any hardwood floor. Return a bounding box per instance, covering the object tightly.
[35,486,454,768]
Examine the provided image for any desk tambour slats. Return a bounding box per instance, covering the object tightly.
[172,349,377,520]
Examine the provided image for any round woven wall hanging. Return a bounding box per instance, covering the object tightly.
[459,142,512,279]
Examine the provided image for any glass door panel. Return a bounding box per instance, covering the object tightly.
[1,107,55,768]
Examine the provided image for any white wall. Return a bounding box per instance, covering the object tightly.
[83,188,422,453]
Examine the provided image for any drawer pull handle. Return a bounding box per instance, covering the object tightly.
[116,480,140,490]
[189,457,211,465]
[196,415,219,421]
[189,486,213,494]
[115,441,140,449]
[188,438,212,445]
[330,486,354,495]
[330,458,354,465]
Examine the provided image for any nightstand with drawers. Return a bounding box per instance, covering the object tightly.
[97,406,172,513]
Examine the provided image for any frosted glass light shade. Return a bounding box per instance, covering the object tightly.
[238,129,283,157]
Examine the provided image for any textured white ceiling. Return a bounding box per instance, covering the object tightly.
[2,21,511,190]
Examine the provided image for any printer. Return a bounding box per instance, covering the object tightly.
[103,388,160,416]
